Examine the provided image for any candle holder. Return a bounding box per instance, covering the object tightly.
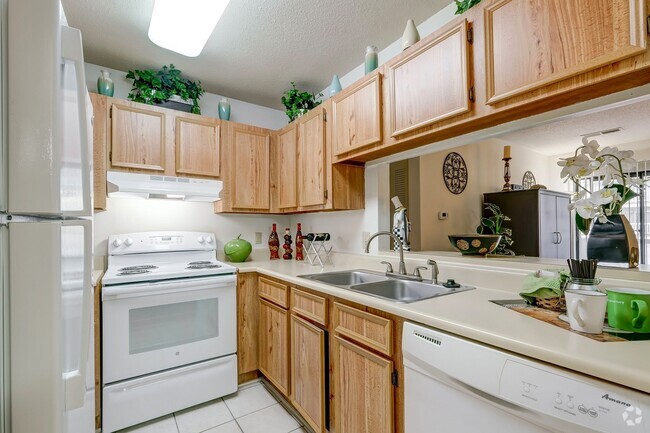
[502,157,512,191]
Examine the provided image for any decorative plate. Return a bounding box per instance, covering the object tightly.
[522,171,536,189]
[442,152,468,194]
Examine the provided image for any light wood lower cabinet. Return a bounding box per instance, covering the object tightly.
[333,335,394,433]
[258,298,290,396]
[290,314,327,433]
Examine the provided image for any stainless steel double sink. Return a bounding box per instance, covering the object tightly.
[298,269,474,303]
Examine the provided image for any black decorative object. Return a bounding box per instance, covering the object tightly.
[522,171,536,189]
[443,152,468,194]
[587,215,639,268]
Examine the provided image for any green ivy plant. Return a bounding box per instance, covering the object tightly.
[281,82,323,122]
[454,0,482,15]
[476,202,515,255]
[126,64,205,114]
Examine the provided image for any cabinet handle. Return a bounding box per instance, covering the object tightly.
[557,232,563,245]
[552,232,558,244]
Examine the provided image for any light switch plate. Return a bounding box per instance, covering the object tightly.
[362,231,371,250]
[254,232,262,244]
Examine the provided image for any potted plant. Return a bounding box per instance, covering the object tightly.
[454,0,482,15]
[281,82,323,122]
[558,138,644,267]
[126,64,205,114]
[476,203,514,255]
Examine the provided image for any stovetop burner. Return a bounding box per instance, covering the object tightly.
[117,269,152,276]
[119,265,159,271]
[186,262,222,270]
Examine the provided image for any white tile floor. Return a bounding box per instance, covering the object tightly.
[119,381,306,433]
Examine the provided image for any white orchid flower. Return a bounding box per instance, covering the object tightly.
[572,199,599,220]
[557,154,592,178]
[580,138,600,158]
[589,187,622,206]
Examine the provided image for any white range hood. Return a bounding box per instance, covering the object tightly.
[107,171,222,202]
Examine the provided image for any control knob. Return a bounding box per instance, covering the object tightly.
[113,239,123,247]
[197,236,205,244]
[206,236,214,244]
[124,238,134,246]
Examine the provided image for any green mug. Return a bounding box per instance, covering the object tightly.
[606,288,650,333]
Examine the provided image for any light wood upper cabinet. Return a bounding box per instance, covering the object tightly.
[215,122,274,213]
[277,124,298,209]
[110,100,168,172]
[290,314,327,433]
[175,115,220,178]
[332,71,382,156]
[484,0,648,104]
[388,19,471,137]
[298,107,327,207]
[90,93,108,211]
[333,336,394,433]
[259,298,290,396]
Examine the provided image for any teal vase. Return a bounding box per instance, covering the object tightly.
[97,70,114,97]
[218,98,231,120]
[330,74,342,97]
[365,45,378,74]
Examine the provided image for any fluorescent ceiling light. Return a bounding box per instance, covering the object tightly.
[148,0,230,57]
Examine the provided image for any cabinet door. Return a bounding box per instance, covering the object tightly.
[332,71,382,156]
[110,101,167,172]
[539,192,559,258]
[259,299,290,396]
[485,0,647,104]
[175,116,220,178]
[388,20,470,137]
[333,336,393,433]
[291,315,327,433]
[90,93,108,211]
[298,108,327,207]
[278,125,298,209]
[232,125,271,210]
[556,195,572,259]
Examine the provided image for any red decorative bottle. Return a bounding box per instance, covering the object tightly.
[295,223,304,261]
[282,228,293,260]
[268,224,280,260]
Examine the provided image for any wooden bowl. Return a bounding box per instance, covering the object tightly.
[448,234,502,255]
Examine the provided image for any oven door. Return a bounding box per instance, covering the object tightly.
[102,274,236,384]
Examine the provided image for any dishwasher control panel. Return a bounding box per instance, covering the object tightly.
[500,360,648,432]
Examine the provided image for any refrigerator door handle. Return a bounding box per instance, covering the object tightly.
[61,25,92,217]
[63,220,93,410]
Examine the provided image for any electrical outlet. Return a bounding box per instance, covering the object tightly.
[438,211,449,220]
[255,232,262,245]
[362,231,371,249]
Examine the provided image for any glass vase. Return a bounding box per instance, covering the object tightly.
[218,98,231,120]
[365,45,378,74]
[97,70,114,97]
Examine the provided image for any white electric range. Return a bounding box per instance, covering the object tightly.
[101,231,238,433]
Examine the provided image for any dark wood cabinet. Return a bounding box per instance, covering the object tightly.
[483,189,571,259]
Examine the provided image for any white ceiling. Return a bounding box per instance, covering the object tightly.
[62,0,449,109]
[498,96,650,156]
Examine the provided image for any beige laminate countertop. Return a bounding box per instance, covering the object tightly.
[236,255,650,395]
[92,270,104,287]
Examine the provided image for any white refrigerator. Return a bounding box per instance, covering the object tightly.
[1,1,95,432]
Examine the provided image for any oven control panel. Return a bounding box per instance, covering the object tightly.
[499,360,649,432]
[109,231,217,254]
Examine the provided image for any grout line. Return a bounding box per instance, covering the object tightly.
[172,413,181,433]
[222,397,245,433]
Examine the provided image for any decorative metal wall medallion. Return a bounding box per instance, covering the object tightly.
[522,170,536,189]
[443,152,468,194]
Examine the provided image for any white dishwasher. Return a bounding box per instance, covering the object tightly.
[403,322,650,433]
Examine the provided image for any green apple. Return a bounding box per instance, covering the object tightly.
[224,234,252,262]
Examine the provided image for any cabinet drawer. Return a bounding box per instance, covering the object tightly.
[332,302,392,356]
[258,276,289,308]
[291,288,328,326]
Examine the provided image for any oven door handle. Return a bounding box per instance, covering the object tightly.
[102,274,237,300]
